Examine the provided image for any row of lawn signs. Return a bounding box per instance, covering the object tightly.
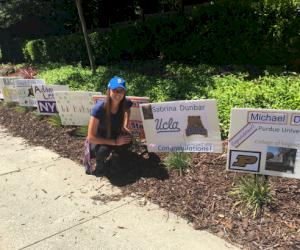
[139,101,300,179]
[1,77,299,179]
[0,77,69,114]
[0,77,148,138]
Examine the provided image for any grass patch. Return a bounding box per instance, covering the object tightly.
[47,114,62,127]
[230,176,274,218]
[164,152,193,176]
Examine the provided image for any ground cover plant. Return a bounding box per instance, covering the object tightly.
[0,62,299,249]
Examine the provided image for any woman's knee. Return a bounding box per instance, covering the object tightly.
[95,145,112,160]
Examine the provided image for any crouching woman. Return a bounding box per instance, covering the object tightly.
[86,76,133,175]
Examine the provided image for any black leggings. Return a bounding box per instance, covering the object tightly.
[90,143,131,168]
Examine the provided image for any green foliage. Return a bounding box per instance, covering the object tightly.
[47,114,62,127]
[164,152,192,175]
[23,40,47,63]
[4,101,17,108]
[32,111,44,121]
[208,74,300,138]
[74,126,88,137]
[36,64,106,91]
[36,62,300,139]
[21,0,300,69]
[15,106,29,113]
[229,176,274,218]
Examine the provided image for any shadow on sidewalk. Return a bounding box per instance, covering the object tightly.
[96,152,169,187]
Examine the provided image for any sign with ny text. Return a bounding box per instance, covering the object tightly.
[227,108,300,179]
[15,79,45,107]
[140,100,222,152]
[93,95,150,139]
[33,84,69,115]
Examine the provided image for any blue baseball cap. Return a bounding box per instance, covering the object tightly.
[107,76,127,91]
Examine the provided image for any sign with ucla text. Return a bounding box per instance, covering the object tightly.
[15,79,45,107]
[227,108,300,179]
[140,100,222,152]
[93,95,150,139]
[33,84,69,115]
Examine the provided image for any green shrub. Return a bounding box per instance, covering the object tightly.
[208,74,300,138]
[48,114,62,127]
[164,152,193,176]
[74,126,88,137]
[23,39,47,63]
[229,176,274,218]
[4,101,17,108]
[32,111,44,121]
[15,106,29,113]
[21,0,300,68]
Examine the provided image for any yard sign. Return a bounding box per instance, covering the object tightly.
[0,77,21,102]
[33,84,69,115]
[53,91,99,125]
[140,99,222,152]
[15,79,45,107]
[227,108,300,179]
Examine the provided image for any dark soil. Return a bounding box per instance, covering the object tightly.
[0,103,299,250]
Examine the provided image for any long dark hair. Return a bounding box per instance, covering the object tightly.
[103,89,127,138]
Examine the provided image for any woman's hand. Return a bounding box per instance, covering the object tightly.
[115,135,132,146]
[122,126,132,135]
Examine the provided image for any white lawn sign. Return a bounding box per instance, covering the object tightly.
[227,108,300,179]
[15,79,45,107]
[54,91,99,125]
[32,84,69,115]
[92,95,150,139]
[0,77,21,102]
[140,99,222,152]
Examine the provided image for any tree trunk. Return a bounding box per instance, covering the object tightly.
[75,0,96,74]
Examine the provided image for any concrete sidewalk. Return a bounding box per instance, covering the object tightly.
[0,126,239,250]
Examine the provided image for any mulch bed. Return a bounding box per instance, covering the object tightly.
[0,102,299,250]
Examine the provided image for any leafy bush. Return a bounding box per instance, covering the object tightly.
[230,176,274,218]
[23,40,47,63]
[15,106,29,113]
[21,0,300,68]
[208,74,300,138]
[36,64,106,91]
[4,101,17,108]
[74,126,88,137]
[47,114,62,127]
[164,152,193,175]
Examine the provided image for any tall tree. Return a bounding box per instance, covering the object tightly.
[75,0,96,74]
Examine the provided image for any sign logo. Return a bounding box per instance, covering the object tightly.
[232,155,258,168]
[229,150,261,172]
[185,116,208,137]
[155,118,180,133]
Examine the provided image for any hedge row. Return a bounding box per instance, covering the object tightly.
[24,0,300,68]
